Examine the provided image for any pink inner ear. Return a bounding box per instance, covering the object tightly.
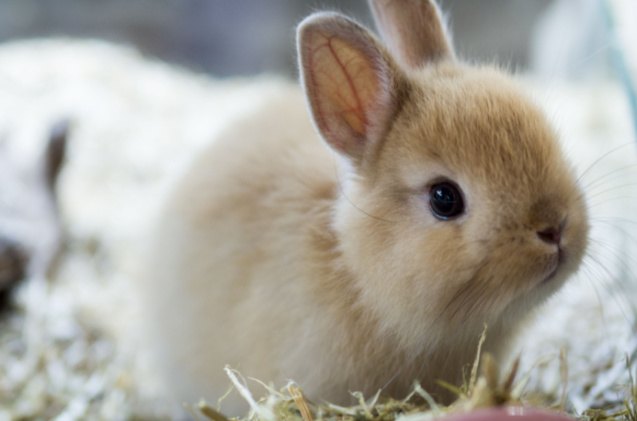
[305,28,384,154]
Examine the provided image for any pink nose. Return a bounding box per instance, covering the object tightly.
[537,226,562,245]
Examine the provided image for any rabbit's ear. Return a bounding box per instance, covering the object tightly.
[297,13,405,165]
[369,0,454,69]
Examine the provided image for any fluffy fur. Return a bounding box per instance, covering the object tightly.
[142,0,589,415]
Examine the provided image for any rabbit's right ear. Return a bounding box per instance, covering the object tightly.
[369,0,454,69]
[297,13,405,166]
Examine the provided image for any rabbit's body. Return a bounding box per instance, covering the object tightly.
[146,88,355,404]
[143,1,588,414]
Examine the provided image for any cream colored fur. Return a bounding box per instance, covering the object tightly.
[142,1,589,415]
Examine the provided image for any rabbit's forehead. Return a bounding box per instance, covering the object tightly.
[386,72,571,199]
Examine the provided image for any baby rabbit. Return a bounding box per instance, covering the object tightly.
[142,0,588,414]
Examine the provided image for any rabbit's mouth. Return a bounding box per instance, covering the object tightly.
[541,266,559,285]
[540,249,565,285]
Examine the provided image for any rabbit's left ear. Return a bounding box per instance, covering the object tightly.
[297,13,405,166]
[369,0,454,69]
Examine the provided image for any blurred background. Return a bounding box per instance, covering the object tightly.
[0,0,617,79]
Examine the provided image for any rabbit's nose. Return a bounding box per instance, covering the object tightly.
[537,225,562,245]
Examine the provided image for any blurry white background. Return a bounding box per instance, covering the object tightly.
[1,0,633,90]
[0,0,559,76]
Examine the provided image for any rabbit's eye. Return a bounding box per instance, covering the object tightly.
[429,181,464,220]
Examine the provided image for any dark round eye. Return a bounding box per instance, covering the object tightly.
[429,181,465,220]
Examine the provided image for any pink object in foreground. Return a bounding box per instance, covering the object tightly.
[439,407,575,421]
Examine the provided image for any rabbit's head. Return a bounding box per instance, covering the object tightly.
[297,0,588,350]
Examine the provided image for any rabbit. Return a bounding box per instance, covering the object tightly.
[141,0,589,415]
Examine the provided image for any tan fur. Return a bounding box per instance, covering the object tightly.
[141,2,588,415]
[369,0,454,67]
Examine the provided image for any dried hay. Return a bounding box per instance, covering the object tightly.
[191,341,637,421]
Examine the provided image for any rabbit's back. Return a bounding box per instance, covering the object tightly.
[142,86,345,410]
